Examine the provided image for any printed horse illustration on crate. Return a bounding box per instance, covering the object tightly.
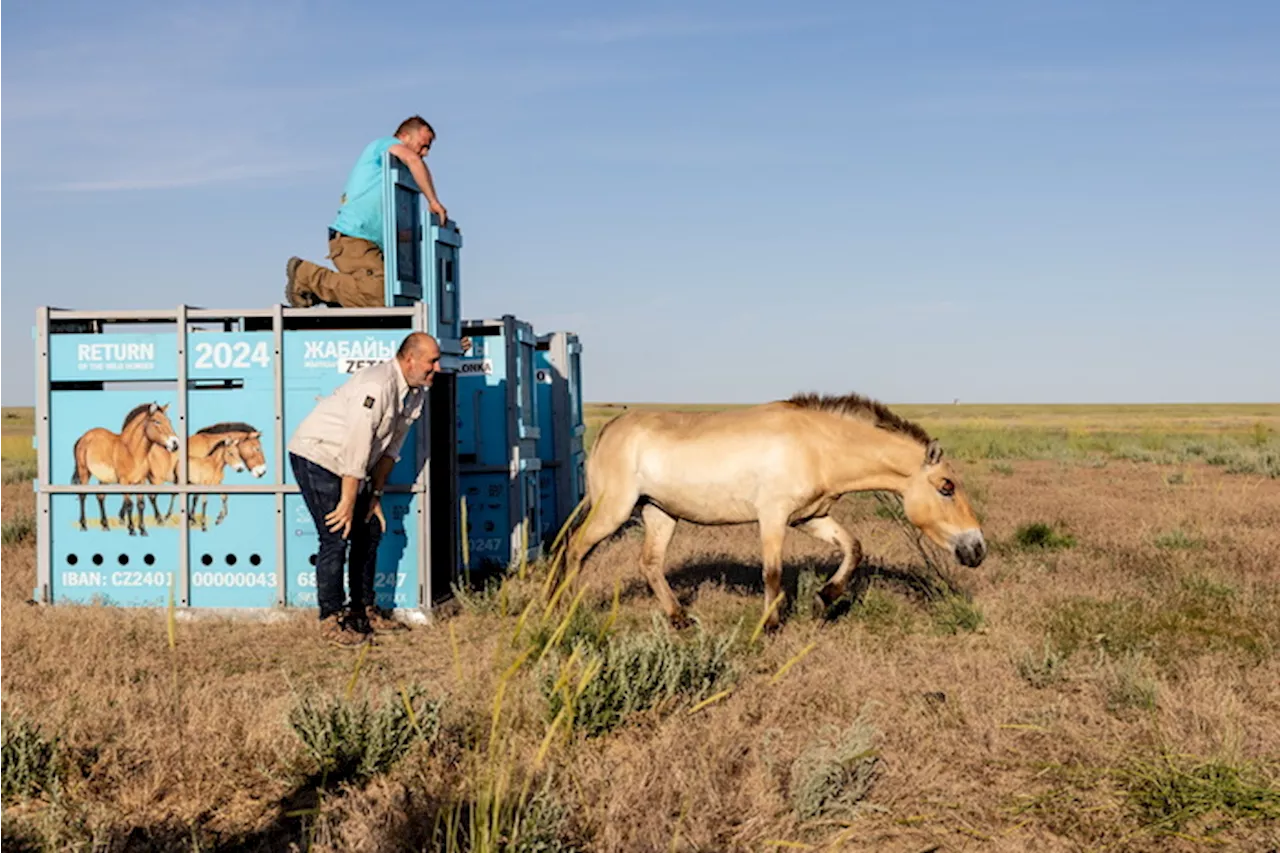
[145,422,267,530]
[72,402,181,536]
[558,392,987,632]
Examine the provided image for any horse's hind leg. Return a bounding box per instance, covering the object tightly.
[121,495,135,536]
[794,516,863,614]
[759,511,790,633]
[638,504,687,628]
[559,488,638,593]
[97,494,109,531]
[136,492,148,537]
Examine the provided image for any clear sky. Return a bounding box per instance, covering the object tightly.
[3,0,1277,405]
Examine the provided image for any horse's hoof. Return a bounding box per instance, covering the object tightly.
[669,612,695,631]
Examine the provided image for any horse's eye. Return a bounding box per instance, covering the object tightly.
[939,479,955,497]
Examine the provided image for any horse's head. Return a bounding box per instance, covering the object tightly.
[900,439,986,567]
[145,403,181,453]
[220,438,246,472]
[237,431,267,478]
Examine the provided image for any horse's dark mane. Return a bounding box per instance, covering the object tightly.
[121,403,157,429]
[196,422,258,435]
[786,392,932,446]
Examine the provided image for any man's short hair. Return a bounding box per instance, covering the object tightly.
[397,331,437,357]
[396,115,435,137]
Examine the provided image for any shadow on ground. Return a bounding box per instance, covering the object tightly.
[617,553,968,624]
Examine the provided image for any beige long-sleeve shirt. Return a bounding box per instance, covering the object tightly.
[287,358,425,480]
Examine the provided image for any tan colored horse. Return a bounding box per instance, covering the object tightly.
[562,393,987,631]
[145,423,267,530]
[73,402,181,536]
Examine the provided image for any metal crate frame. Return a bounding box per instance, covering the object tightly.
[32,303,460,622]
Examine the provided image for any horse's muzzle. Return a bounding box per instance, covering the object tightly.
[165,437,180,452]
[953,531,986,567]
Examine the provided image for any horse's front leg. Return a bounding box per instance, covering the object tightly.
[215,494,229,526]
[794,516,863,616]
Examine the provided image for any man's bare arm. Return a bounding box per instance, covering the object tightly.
[388,144,447,223]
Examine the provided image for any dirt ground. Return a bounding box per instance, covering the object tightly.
[3,408,1279,851]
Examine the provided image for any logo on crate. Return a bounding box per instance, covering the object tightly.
[301,338,396,372]
[457,358,494,377]
[76,342,156,373]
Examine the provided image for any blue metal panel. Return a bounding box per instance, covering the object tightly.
[188,495,277,607]
[283,493,420,610]
[460,468,540,572]
[380,153,464,344]
[50,493,179,605]
[280,330,421,487]
[456,317,540,469]
[533,332,587,547]
[49,333,178,382]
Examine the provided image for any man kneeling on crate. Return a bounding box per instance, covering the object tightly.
[287,331,441,646]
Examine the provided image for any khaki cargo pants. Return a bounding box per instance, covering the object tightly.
[294,231,385,308]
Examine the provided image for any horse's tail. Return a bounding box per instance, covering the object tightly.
[546,412,625,565]
[71,433,88,485]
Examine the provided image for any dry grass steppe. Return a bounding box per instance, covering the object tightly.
[3,402,1279,852]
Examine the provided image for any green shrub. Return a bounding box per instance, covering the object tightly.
[542,618,738,737]
[2,711,63,803]
[1013,522,1076,551]
[1,514,35,546]
[1118,753,1280,832]
[288,684,442,784]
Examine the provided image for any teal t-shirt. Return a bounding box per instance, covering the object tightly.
[330,136,399,249]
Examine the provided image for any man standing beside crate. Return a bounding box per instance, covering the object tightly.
[286,332,442,646]
[285,115,448,309]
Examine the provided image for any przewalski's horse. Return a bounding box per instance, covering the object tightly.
[145,423,267,530]
[561,392,987,631]
[72,402,181,536]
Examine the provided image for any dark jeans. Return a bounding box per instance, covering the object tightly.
[290,452,383,619]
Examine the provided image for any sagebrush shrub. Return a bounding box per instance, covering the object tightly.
[541,617,738,737]
[288,684,442,784]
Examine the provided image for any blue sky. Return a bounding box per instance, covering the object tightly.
[3,0,1277,405]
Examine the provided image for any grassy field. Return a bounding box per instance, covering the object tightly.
[2,402,1279,851]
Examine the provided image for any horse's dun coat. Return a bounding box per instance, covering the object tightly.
[72,402,180,536]
[561,393,987,630]
[145,422,268,530]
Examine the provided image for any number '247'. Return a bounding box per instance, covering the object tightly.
[193,341,271,370]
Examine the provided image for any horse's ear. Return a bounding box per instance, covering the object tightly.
[148,403,159,414]
[248,431,261,439]
[925,439,944,466]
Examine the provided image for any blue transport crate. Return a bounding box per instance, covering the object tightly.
[534,331,586,548]
[459,467,541,573]
[456,315,542,570]
[33,304,461,618]
[381,152,463,346]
